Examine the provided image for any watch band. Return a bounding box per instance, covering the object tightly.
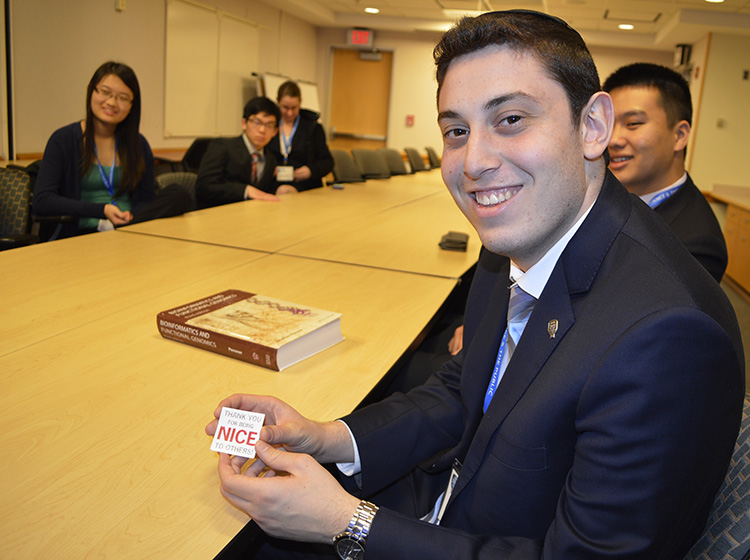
[333,500,379,559]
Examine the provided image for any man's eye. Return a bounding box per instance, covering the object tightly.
[444,128,468,138]
[499,115,523,127]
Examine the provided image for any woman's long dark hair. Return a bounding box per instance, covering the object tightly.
[82,61,144,195]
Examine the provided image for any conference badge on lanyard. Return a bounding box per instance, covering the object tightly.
[95,141,117,206]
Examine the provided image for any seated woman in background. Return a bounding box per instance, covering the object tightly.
[267,80,333,193]
[33,61,190,238]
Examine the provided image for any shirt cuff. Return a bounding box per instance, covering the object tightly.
[335,419,362,476]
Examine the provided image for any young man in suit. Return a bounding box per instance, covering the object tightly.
[196,96,291,209]
[604,63,728,282]
[206,11,744,559]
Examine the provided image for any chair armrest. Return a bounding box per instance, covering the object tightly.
[0,234,39,251]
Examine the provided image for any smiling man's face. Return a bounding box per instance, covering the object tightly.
[608,85,689,197]
[438,45,599,271]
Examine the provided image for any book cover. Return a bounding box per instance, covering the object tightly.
[157,289,343,370]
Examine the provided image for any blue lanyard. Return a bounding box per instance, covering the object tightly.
[483,329,509,413]
[648,184,681,209]
[95,140,117,205]
[280,115,300,164]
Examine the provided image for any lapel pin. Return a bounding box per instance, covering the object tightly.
[548,319,558,339]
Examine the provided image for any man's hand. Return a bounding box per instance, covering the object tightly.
[245,185,280,201]
[206,394,355,464]
[218,442,360,543]
[293,166,312,182]
[448,325,464,355]
[275,184,299,195]
[103,203,133,225]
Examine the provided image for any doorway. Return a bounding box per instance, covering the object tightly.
[328,48,392,151]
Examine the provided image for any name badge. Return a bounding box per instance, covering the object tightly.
[276,166,294,182]
[435,459,462,525]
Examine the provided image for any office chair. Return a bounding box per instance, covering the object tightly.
[156,171,198,211]
[377,148,408,176]
[330,149,365,183]
[0,167,38,250]
[351,149,391,179]
[425,146,441,169]
[404,147,427,173]
[685,393,750,560]
[181,138,214,173]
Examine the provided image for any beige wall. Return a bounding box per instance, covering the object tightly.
[9,0,741,193]
[315,29,674,159]
[689,33,750,191]
[9,0,318,156]
[591,46,673,86]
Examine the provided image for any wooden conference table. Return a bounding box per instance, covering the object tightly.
[0,169,479,558]
[121,170,480,278]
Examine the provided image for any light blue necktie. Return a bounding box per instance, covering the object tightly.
[483,285,536,412]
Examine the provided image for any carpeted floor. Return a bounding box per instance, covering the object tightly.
[722,281,750,391]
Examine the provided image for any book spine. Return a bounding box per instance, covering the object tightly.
[156,313,280,370]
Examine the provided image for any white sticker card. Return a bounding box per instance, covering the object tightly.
[210,407,266,458]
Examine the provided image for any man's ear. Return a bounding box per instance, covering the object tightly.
[581,91,614,161]
[673,120,691,153]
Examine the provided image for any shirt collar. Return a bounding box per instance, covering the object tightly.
[639,172,687,205]
[510,201,596,299]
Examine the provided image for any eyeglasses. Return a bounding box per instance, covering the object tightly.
[247,117,278,131]
[95,86,133,106]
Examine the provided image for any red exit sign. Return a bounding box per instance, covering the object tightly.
[347,28,374,48]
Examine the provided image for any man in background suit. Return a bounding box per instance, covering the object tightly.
[196,96,289,209]
[604,63,728,282]
[206,11,744,559]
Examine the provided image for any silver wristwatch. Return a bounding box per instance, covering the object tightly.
[333,500,379,560]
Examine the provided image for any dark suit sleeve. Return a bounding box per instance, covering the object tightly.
[348,311,742,559]
[673,226,727,284]
[655,179,728,283]
[306,123,333,181]
[195,139,249,207]
[342,354,465,497]
[130,134,157,213]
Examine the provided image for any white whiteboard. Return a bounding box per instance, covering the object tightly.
[165,0,259,137]
[263,73,321,116]
[217,15,260,133]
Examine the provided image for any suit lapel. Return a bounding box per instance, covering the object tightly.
[449,267,575,501]
[232,136,253,182]
[446,171,632,506]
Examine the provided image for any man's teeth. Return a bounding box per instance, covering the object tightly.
[612,156,632,162]
[475,190,515,206]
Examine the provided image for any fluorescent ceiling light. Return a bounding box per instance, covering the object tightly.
[705,0,724,3]
[618,23,635,30]
[365,7,380,13]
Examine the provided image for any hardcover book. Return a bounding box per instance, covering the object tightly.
[157,289,343,370]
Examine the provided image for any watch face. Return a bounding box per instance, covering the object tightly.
[335,537,364,560]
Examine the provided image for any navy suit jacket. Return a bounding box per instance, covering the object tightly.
[195,135,277,209]
[343,172,744,559]
[653,173,727,283]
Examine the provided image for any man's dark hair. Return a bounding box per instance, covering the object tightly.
[434,10,601,130]
[602,63,692,127]
[242,96,281,125]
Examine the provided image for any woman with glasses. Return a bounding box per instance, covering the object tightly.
[267,81,333,192]
[33,61,190,238]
